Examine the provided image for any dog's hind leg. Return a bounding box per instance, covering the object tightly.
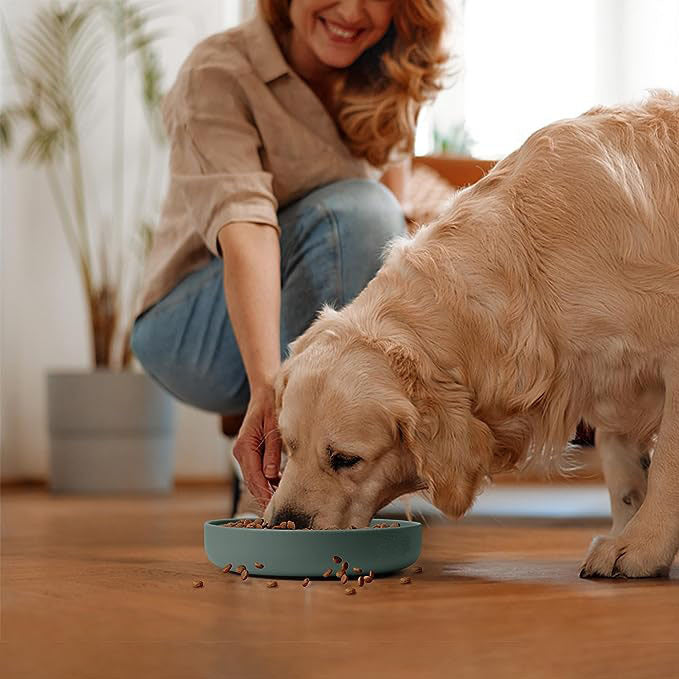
[597,430,649,536]
[582,358,679,578]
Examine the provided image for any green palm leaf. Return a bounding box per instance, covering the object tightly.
[2,0,167,368]
[17,4,102,135]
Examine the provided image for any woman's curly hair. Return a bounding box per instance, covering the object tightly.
[259,0,449,167]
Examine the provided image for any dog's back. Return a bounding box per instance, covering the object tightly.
[445,92,679,353]
[393,93,679,449]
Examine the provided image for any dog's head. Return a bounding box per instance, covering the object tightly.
[263,307,496,529]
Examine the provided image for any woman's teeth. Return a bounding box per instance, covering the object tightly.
[324,19,360,40]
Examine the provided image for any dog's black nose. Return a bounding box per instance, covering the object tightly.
[270,506,313,529]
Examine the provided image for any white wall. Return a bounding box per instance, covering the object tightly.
[460,0,679,159]
[1,0,252,481]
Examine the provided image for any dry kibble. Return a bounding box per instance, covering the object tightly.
[241,569,249,581]
[358,576,365,587]
[266,581,278,588]
[364,575,373,584]
[286,520,296,530]
[192,580,204,588]
[369,570,375,579]
[344,587,356,596]
[391,522,401,528]
[332,555,342,564]
[413,566,423,574]
[352,567,362,574]
[322,568,333,578]
[302,578,310,588]
[236,565,246,574]
[222,563,233,574]
[335,570,344,579]
[400,577,411,585]
[340,573,348,585]
[254,562,264,569]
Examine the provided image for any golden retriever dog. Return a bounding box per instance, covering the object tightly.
[263,92,679,579]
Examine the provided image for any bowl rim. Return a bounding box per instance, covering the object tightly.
[204,517,422,532]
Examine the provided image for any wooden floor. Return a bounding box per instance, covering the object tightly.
[3,487,679,678]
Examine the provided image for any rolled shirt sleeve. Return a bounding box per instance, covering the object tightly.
[165,65,280,256]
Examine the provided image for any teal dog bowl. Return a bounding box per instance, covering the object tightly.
[204,518,422,578]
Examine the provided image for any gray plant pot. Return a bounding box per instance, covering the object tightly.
[47,370,175,493]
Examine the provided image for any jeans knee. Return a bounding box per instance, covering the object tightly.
[131,310,248,414]
[321,180,406,297]
[322,179,406,244]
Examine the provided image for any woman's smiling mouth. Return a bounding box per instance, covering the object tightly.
[319,17,366,44]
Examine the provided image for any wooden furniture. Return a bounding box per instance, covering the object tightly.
[412,153,496,188]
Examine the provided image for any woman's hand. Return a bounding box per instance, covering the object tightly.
[232,385,282,510]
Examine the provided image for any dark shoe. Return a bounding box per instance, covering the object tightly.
[221,412,245,437]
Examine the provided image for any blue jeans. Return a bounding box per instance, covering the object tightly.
[131,179,406,415]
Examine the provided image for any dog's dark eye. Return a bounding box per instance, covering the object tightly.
[327,446,362,471]
[330,454,362,471]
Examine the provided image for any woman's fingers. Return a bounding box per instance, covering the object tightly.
[233,432,273,507]
[262,414,282,483]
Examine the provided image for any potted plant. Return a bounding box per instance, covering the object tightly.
[0,1,175,492]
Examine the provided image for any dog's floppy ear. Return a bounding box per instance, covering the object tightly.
[287,305,342,358]
[362,336,422,398]
[402,382,495,518]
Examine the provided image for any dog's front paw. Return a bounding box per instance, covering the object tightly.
[580,534,671,579]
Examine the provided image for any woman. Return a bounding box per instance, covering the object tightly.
[131,0,447,508]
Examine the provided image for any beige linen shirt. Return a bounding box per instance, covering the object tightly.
[137,15,381,315]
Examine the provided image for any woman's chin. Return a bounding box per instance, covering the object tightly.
[313,45,364,70]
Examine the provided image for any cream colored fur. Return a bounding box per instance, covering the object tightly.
[265,92,679,578]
